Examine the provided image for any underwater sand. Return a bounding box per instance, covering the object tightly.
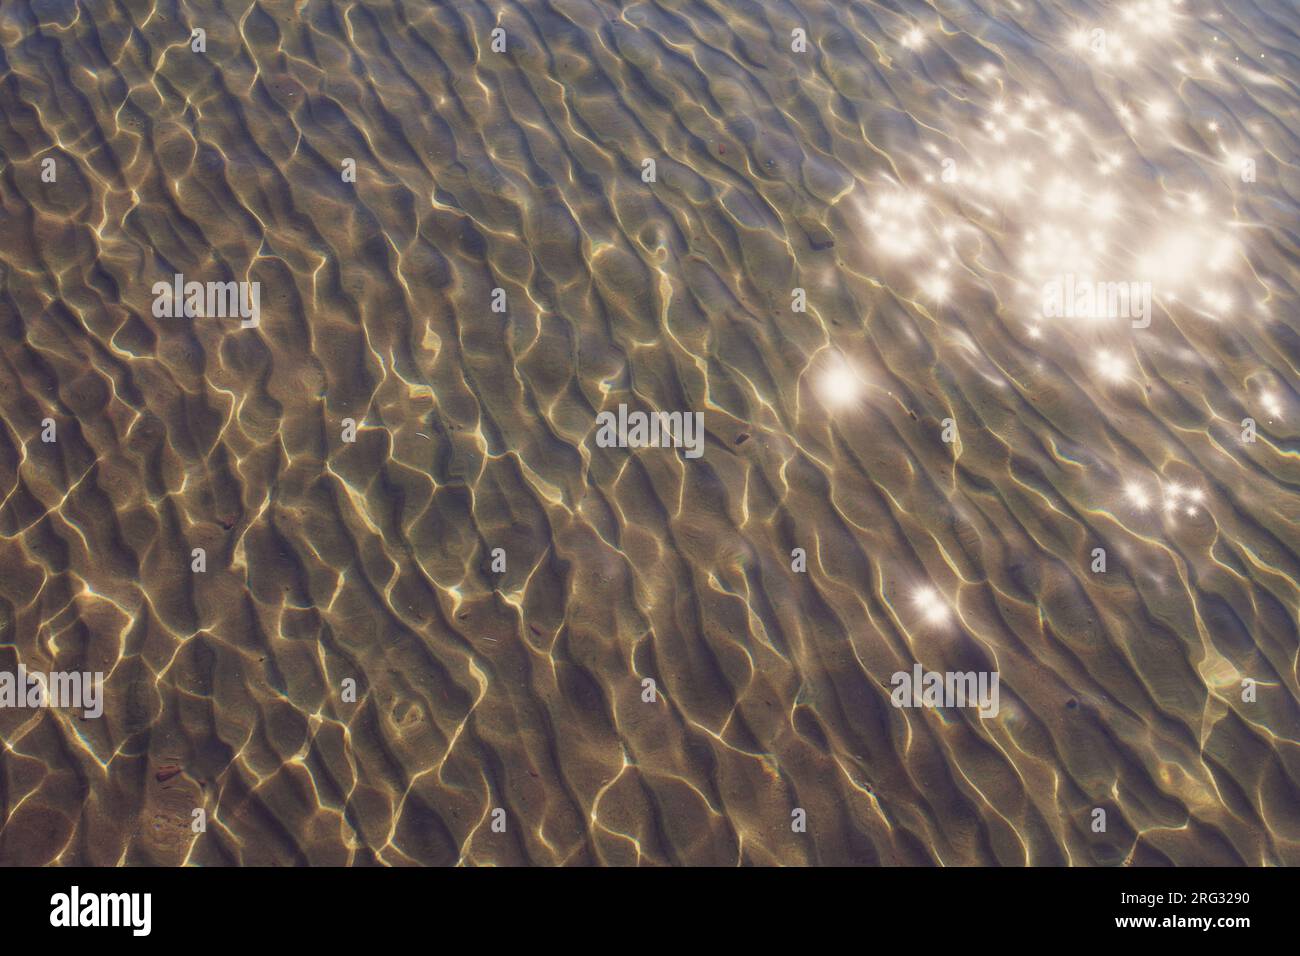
[0,0,1299,865]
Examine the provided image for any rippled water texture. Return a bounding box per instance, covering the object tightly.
[1,0,1299,866]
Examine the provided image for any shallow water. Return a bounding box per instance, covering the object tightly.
[0,0,1298,865]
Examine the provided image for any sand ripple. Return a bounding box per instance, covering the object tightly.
[0,0,1298,865]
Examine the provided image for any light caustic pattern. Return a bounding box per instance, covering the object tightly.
[0,0,1297,865]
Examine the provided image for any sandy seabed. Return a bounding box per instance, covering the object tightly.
[0,0,1298,865]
